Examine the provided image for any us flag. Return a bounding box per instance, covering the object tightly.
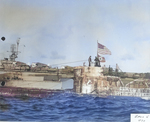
[97,43,111,55]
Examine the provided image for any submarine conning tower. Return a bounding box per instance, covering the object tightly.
[74,66,108,94]
[73,66,124,94]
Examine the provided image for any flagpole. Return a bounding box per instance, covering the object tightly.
[97,40,100,57]
[97,40,98,57]
[97,40,101,67]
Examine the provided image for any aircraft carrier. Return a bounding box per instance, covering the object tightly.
[0,37,74,97]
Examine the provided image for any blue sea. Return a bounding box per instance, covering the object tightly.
[0,91,150,122]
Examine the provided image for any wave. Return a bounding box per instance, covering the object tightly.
[0,91,150,121]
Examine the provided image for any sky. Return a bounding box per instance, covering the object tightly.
[0,0,150,73]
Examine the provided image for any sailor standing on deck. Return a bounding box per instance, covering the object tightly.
[88,56,92,66]
[94,56,98,66]
[94,56,101,67]
[98,56,101,67]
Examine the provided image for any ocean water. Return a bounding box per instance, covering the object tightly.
[0,91,150,122]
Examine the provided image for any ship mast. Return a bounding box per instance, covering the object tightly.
[9,38,20,61]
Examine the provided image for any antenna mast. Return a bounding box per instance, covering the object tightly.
[9,38,20,61]
[17,38,20,55]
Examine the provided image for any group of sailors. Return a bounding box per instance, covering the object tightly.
[88,56,101,67]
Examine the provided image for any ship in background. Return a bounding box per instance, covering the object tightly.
[0,37,74,97]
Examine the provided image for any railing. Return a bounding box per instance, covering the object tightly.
[109,87,150,97]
